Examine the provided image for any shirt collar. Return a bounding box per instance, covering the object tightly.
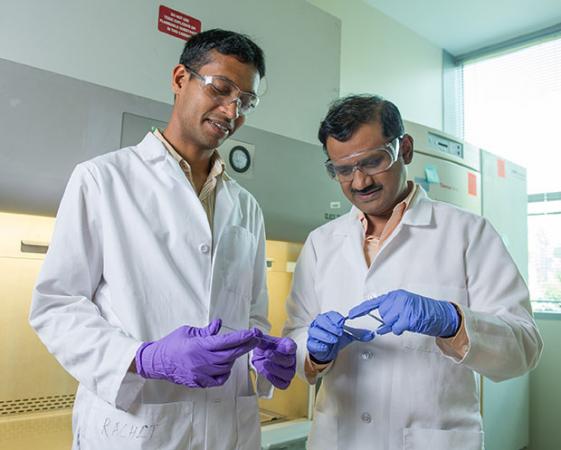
[357,181,419,228]
[152,128,227,179]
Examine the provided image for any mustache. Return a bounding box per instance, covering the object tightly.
[351,184,382,195]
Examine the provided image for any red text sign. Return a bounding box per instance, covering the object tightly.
[158,5,201,41]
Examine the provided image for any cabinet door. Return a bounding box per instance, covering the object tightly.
[0,257,77,408]
[259,241,311,422]
[481,150,529,450]
[0,212,53,258]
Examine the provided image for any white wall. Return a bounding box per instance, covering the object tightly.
[0,0,340,145]
[309,0,443,130]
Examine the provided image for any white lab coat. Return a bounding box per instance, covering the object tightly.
[29,133,271,450]
[283,188,542,450]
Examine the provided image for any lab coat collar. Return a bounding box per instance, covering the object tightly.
[134,132,168,162]
[343,185,433,232]
[133,132,195,188]
[134,132,242,232]
[401,186,433,227]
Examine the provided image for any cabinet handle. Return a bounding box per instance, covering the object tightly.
[20,240,49,254]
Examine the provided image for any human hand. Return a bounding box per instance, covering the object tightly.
[348,289,460,337]
[252,334,297,389]
[135,319,261,388]
[307,311,374,363]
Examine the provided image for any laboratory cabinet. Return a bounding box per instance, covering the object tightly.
[0,213,76,450]
[0,211,312,449]
[480,150,530,450]
[405,123,530,450]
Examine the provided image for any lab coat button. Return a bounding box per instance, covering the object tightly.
[361,412,372,423]
[199,243,210,254]
[361,351,373,360]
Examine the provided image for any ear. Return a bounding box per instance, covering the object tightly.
[400,134,414,165]
[171,64,188,95]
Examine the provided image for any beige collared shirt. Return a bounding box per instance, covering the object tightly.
[305,181,468,382]
[359,181,419,266]
[153,129,227,230]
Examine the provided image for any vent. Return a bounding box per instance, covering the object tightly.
[0,394,75,416]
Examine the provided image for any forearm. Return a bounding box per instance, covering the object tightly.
[441,307,542,380]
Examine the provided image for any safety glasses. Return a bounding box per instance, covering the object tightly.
[325,137,402,182]
[184,65,259,116]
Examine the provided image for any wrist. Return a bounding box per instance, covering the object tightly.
[135,341,154,378]
[309,352,333,364]
[440,302,461,338]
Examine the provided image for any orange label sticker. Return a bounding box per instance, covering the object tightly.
[468,172,477,196]
[497,159,506,178]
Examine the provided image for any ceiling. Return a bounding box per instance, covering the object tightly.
[364,0,561,56]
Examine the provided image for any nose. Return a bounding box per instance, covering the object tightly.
[350,168,372,190]
[221,97,241,120]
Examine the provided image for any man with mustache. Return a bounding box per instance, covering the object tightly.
[283,94,542,450]
[30,29,296,450]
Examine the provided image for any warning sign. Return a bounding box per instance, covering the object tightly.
[158,5,201,41]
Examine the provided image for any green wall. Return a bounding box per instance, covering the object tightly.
[530,315,561,450]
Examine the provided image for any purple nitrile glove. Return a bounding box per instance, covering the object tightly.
[251,333,297,390]
[348,289,460,337]
[307,311,375,363]
[135,319,261,388]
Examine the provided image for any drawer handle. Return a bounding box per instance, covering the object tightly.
[20,240,49,254]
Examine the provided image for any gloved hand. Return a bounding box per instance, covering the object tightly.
[135,319,260,388]
[307,311,375,363]
[348,289,460,337]
[251,334,297,390]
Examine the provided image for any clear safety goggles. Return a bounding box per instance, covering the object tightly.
[184,65,260,116]
[325,137,402,182]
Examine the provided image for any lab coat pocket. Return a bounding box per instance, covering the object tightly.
[79,398,193,450]
[307,410,338,450]
[219,226,255,294]
[212,226,256,329]
[403,427,483,450]
[235,394,261,449]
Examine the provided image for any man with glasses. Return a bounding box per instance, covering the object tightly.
[30,29,296,450]
[283,94,542,450]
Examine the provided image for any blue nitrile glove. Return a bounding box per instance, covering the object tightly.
[252,334,297,390]
[307,311,375,363]
[348,289,460,337]
[136,319,261,388]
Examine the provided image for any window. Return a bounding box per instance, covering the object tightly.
[463,36,561,312]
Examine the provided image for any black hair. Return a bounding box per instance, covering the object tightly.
[318,94,404,151]
[179,29,265,78]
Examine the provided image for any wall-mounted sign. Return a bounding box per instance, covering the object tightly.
[158,5,201,41]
